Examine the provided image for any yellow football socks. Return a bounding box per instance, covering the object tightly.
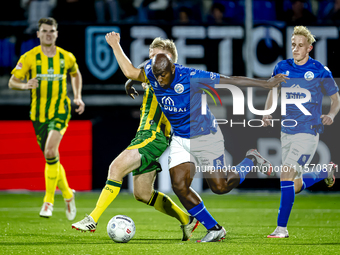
[57,163,73,200]
[43,157,60,204]
[90,179,122,223]
[148,190,190,225]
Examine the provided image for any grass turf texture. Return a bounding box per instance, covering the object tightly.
[1,191,339,254]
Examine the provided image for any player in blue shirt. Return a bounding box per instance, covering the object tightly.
[263,26,340,238]
[106,31,288,242]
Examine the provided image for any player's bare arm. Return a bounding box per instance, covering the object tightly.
[70,69,85,115]
[262,88,281,127]
[105,32,145,82]
[220,73,289,90]
[321,92,340,125]
[8,75,39,90]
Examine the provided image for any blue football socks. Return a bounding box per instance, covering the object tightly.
[300,168,328,191]
[277,181,295,227]
[233,158,254,184]
[188,201,217,230]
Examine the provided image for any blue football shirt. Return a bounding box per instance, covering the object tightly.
[273,57,339,135]
[144,60,221,138]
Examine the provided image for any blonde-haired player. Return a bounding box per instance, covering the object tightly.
[263,26,339,238]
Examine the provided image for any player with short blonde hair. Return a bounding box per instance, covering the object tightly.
[292,25,316,45]
[263,26,339,238]
[149,37,178,64]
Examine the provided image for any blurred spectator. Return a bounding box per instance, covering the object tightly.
[178,6,193,24]
[52,0,95,23]
[283,0,317,25]
[323,0,340,23]
[22,0,56,33]
[206,2,232,24]
[137,0,172,23]
[95,0,120,23]
[172,0,203,24]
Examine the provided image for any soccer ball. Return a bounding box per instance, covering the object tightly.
[107,215,136,243]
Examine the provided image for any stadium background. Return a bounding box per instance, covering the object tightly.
[0,0,339,193]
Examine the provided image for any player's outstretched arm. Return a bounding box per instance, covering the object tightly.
[105,32,145,82]
[220,73,288,90]
[8,75,38,90]
[321,92,340,125]
[262,89,280,127]
[70,69,85,115]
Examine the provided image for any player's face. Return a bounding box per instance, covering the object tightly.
[291,35,312,65]
[37,24,58,47]
[153,64,175,88]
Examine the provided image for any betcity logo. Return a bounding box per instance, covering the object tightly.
[200,84,312,128]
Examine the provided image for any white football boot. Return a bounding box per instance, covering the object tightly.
[246,149,273,176]
[39,202,53,218]
[181,216,200,241]
[64,190,77,221]
[72,215,97,232]
[197,227,226,243]
[267,226,289,238]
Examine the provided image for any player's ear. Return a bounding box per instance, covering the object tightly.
[307,45,313,53]
[171,63,175,74]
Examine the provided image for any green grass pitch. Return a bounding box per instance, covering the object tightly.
[1,191,339,254]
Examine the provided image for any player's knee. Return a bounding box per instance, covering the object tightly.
[133,190,150,204]
[44,147,57,159]
[171,181,189,198]
[108,163,122,180]
[210,183,227,195]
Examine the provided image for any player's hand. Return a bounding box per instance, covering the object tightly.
[25,78,39,90]
[74,98,85,115]
[262,115,273,127]
[126,86,139,99]
[320,114,334,125]
[265,74,289,89]
[141,83,149,90]
[105,32,120,48]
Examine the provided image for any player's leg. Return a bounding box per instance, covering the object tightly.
[268,133,318,238]
[39,129,63,218]
[170,162,226,242]
[134,170,190,224]
[72,148,141,232]
[133,170,198,240]
[91,148,141,221]
[296,162,337,193]
[194,127,272,194]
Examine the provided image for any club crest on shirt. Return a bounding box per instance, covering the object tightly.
[304,71,314,81]
[174,83,184,94]
[285,70,289,76]
[60,59,65,68]
[210,72,216,80]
